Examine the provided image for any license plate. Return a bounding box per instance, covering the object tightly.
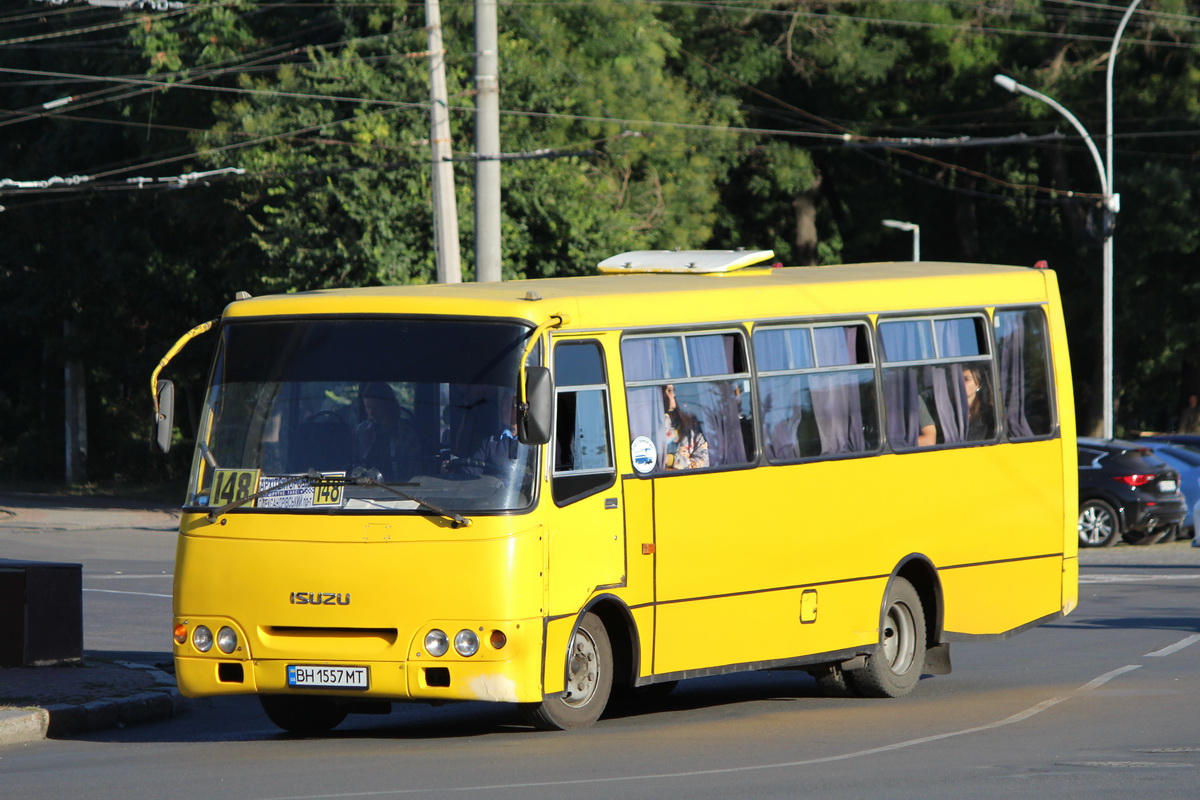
[287,665,369,689]
[1160,480,1178,493]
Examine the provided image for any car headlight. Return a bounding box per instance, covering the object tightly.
[454,629,480,657]
[425,629,449,657]
[216,626,238,654]
[192,625,213,653]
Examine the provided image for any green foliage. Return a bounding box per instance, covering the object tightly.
[3,0,1200,482]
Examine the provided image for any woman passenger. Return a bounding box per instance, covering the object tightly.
[963,366,994,441]
[663,384,709,469]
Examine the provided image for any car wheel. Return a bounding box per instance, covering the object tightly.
[1078,499,1120,547]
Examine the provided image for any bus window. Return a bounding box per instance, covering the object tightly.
[623,331,753,471]
[553,341,615,504]
[880,315,997,448]
[995,308,1054,439]
[754,322,879,461]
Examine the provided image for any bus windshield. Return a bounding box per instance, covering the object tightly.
[188,317,538,514]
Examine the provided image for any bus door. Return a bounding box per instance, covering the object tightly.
[545,338,624,618]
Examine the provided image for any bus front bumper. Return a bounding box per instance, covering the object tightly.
[174,653,544,705]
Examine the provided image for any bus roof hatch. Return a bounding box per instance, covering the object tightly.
[598,249,776,275]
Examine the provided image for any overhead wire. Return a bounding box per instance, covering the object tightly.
[2,0,1197,200]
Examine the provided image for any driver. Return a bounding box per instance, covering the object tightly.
[353,382,418,481]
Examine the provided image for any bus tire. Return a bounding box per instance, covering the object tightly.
[259,694,348,735]
[521,612,613,730]
[846,577,926,698]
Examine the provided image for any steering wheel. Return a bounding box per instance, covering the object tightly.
[445,456,487,474]
[304,409,344,425]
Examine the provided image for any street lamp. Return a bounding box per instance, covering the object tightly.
[882,219,920,262]
[994,73,1119,440]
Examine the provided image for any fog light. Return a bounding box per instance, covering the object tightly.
[454,629,479,657]
[192,624,213,653]
[217,626,238,654]
[489,630,507,650]
[425,629,449,657]
[173,623,188,645]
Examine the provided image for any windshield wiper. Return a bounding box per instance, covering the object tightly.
[339,470,472,529]
[206,470,322,523]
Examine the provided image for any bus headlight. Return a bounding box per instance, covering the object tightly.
[425,629,449,657]
[192,625,214,653]
[216,626,238,654]
[454,629,480,657]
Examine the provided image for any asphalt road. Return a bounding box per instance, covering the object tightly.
[2,508,1199,800]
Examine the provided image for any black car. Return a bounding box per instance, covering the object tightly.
[1078,437,1187,547]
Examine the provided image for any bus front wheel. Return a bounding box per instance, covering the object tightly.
[846,577,926,698]
[521,612,613,730]
[259,694,348,735]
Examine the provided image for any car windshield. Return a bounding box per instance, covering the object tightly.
[188,317,538,514]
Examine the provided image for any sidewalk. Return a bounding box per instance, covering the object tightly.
[0,658,185,745]
[0,492,186,746]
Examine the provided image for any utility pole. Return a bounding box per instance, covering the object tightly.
[426,0,462,283]
[474,0,502,282]
[63,319,87,485]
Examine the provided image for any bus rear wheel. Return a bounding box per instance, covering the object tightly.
[259,694,348,735]
[846,577,926,698]
[521,612,613,730]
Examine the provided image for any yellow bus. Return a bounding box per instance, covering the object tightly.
[153,250,1077,733]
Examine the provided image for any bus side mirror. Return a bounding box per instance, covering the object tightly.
[519,367,553,445]
[152,379,175,454]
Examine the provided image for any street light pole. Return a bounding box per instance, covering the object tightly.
[1101,0,1142,440]
[994,73,1118,439]
[882,219,920,262]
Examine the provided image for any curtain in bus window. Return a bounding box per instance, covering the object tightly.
[622,339,668,464]
[883,367,922,448]
[932,319,982,444]
[996,311,1035,438]
[929,364,968,444]
[810,326,866,455]
[759,375,805,460]
[687,335,747,465]
[756,328,810,460]
[880,322,928,448]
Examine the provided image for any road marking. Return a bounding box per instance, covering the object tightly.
[1079,573,1200,584]
[1145,633,1200,657]
[83,588,171,599]
[255,665,1152,799]
[1077,664,1141,690]
[88,573,172,580]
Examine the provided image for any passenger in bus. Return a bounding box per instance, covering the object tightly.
[963,366,995,441]
[917,394,938,447]
[353,382,418,481]
[663,384,709,469]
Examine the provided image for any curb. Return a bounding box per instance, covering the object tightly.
[0,666,186,747]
